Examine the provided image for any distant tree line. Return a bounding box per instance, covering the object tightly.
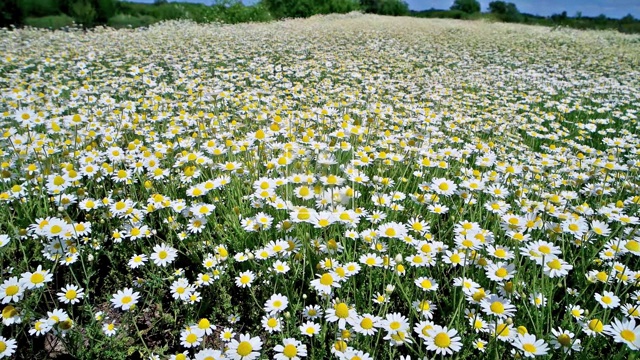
[0,0,409,29]
[1,0,637,34]
[412,0,640,34]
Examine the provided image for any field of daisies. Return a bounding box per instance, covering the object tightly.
[0,13,639,360]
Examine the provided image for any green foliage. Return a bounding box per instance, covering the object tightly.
[71,0,97,27]
[0,0,23,27]
[488,1,521,23]
[18,0,60,17]
[411,7,640,34]
[451,0,481,14]
[377,0,408,16]
[107,13,157,28]
[360,0,408,16]
[412,9,468,20]
[115,1,273,24]
[314,0,361,15]
[94,0,117,23]
[260,0,366,19]
[211,2,273,24]
[1,0,638,34]
[23,14,74,29]
[260,0,312,19]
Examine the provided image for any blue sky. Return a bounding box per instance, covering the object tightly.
[133,0,640,19]
[419,0,639,18]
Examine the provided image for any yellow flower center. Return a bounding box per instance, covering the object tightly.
[625,240,639,252]
[361,317,373,329]
[320,273,333,286]
[2,305,17,319]
[588,319,603,332]
[472,289,486,302]
[334,303,349,318]
[186,333,198,344]
[283,344,297,358]
[421,279,432,289]
[31,273,45,284]
[523,343,536,353]
[65,289,77,300]
[493,324,511,339]
[297,209,310,220]
[237,341,253,356]
[461,239,474,248]
[5,285,19,296]
[53,176,65,186]
[621,329,636,342]
[490,301,505,314]
[557,334,571,346]
[547,259,562,270]
[627,307,640,317]
[434,332,451,348]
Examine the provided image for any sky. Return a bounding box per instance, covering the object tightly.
[133,0,640,19]
[413,0,639,18]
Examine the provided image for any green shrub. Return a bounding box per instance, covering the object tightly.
[24,14,74,29]
[419,10,467,19]
[71,0,97,27]
[149,3,187,21]
[209,3,273,24]
[107,13,157,28]
[236,3,273,23]
[1,0,23,27]
[450,0,480,14]
[360,0,410,16]
[18,0,60,17]
[316,0,361,15]
[94,0,117,23]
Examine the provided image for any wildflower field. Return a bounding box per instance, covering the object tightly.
[1,13,640,360]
